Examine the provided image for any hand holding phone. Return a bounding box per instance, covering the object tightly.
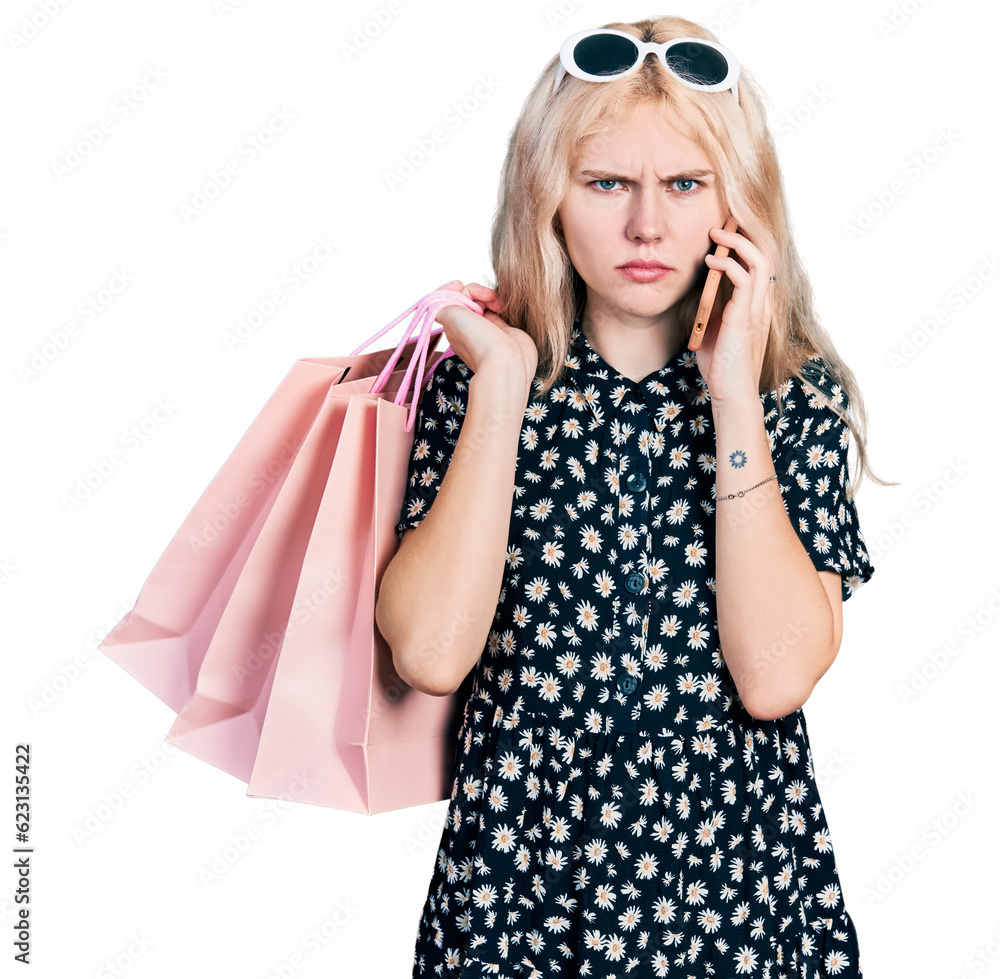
[687,214,740,351]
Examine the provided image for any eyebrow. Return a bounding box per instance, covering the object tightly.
[578,167,715,182]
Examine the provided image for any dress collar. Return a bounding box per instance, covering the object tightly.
[564,315,710,421]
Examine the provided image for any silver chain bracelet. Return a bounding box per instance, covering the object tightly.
[716,474,777,500]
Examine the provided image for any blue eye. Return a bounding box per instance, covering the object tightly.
[589,178,704,197]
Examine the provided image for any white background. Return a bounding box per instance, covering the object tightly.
[3,0,998,976]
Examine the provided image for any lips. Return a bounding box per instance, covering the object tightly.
[617,260,673,269]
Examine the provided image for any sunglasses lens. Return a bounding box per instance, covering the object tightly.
[664,41,729,86]
[572,33,639,77]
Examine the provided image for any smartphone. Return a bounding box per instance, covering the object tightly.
[687,214,740,351]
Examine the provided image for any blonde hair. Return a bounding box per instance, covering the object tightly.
[487,14,896,494]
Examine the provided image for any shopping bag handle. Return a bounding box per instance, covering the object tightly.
[350,289,484,433]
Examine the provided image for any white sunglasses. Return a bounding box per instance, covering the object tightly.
[552,29,741,106]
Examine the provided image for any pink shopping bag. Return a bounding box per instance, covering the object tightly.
[99,289,483,812]
[99,330,435,711]
[244,392,454,812]
[162,364,414,784]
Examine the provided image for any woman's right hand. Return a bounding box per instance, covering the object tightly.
[432,279,538,388]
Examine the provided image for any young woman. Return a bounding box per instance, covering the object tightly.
[376,14,888,978]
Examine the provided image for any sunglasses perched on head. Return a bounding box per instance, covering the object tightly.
[552,29,741,106]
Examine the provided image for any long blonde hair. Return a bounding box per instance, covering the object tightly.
[487,14,896,494]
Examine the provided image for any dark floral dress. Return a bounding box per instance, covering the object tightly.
[395,318,875,978]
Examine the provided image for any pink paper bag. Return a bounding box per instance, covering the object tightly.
[162,366,411,784]
[244,392,457,812]
[99,289,483,813]
[99,336,435,712]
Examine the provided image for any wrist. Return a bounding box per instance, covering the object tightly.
[470,358,534,413]
[710,390,765,419]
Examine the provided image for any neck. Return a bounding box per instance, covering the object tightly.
[580,306,683,383]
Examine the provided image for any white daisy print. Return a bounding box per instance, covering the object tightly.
[399,326,870,977]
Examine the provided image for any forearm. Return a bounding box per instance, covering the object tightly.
[376,360,530,696]
[712,393,836,720]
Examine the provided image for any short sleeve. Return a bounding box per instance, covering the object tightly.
[394,354,472,540]
[766,358,875,603]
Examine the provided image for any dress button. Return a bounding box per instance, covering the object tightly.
[617,673,638,694]
[624,572,645,594]
[626,472,646,493]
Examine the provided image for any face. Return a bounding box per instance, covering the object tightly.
[556,100,726,330]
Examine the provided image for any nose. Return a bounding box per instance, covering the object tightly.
[625,188,667,242]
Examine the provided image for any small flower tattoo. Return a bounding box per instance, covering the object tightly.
[729,449,748,469]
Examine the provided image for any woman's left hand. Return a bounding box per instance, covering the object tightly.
[695,225,774,404]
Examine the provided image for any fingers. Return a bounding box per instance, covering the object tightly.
[706,252,767,329]
[462,281,496,298]
[433,279,505,314]
[706,226,772,327]
[461,281,505,313]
